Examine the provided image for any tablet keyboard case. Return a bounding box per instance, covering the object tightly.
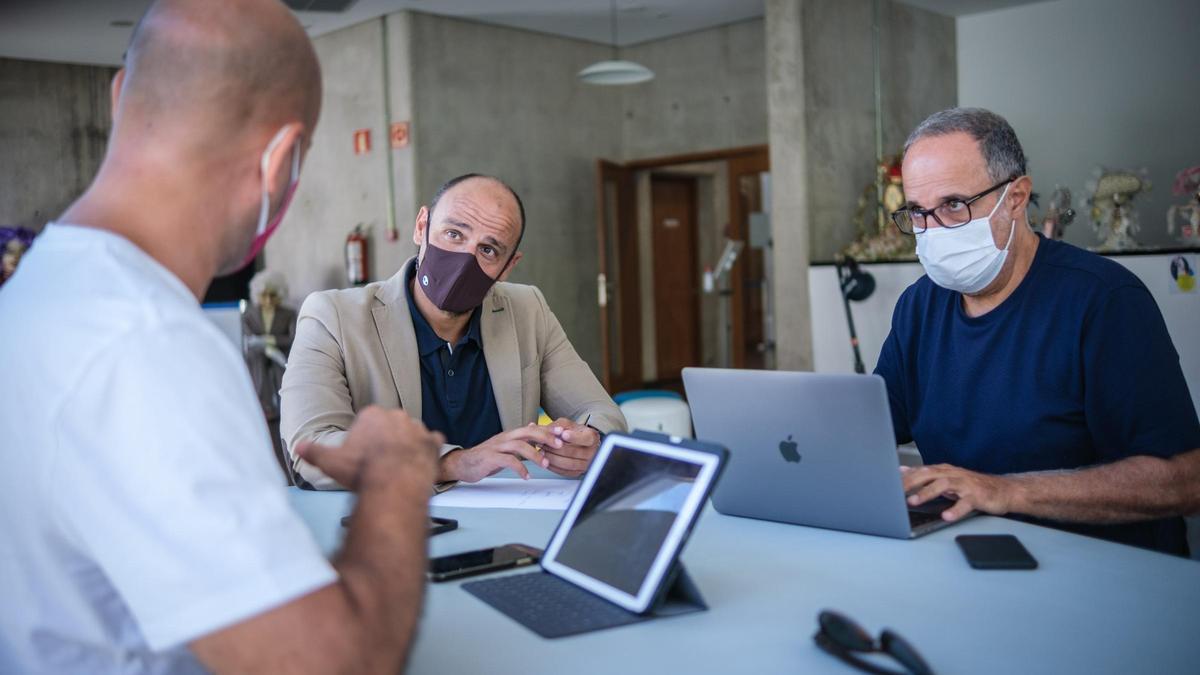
[463,563,707,639]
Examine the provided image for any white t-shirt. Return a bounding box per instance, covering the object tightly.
[0,225,337,674]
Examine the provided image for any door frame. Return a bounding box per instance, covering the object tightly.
[595,144,770,391]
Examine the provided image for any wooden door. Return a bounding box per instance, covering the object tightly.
[650,176,700,384]
[594,160,640,393]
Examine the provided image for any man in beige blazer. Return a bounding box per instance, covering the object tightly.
[280,174,625,489]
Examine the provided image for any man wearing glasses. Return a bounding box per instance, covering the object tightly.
[876,107,1200,556]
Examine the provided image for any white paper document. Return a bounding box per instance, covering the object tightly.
[430,478,579,510]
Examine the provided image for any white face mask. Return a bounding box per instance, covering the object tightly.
[916,183,1015,295]
[236,127,301,271]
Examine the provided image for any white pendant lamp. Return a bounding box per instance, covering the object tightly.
[578,0,654,86]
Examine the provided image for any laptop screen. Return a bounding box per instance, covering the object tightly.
[540,434,721,613]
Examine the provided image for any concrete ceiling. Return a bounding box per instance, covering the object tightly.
[0,0,1052,69]
[0,0,764,67]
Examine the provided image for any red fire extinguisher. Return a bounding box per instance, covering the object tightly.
[346,224,369,286]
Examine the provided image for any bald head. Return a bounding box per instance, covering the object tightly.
[117,0,320,149]
[58,0,324,297]
[429,174,526,245]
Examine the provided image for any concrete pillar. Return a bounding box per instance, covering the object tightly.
[765,0,814,371]
[380,11,419,272]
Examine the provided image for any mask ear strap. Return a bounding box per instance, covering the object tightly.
[289,139,301,181]
[991,182,1019,252]
[492,247,518,282]
[258,127,292,234]
[987,183,1009,217]
[494,222,524,281]
[1002,217,1018,251]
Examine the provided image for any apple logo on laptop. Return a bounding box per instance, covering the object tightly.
[779,435,801,463]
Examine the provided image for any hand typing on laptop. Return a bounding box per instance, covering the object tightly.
[901,465,1016,523]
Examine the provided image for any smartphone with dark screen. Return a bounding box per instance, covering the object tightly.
[428,544,542,582]
[956,534,1038,570]
[340,515,458,536]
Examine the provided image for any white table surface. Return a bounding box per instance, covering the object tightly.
[287,484,1200,675]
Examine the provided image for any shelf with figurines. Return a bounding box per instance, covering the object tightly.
[822,162,1199,267]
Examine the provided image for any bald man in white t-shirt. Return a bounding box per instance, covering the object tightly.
[0,1,442,673]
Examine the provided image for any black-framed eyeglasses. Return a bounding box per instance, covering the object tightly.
[890,177,1015,235]
[814,610,934,675]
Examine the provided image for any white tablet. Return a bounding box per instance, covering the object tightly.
[539,432,724,614]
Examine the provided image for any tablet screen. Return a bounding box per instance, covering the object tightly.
[541,435,720,612]
[554,446,700,594]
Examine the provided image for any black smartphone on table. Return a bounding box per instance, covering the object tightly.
[428,543,542,582]
[340,515,458,536]
[956,534,1038,570]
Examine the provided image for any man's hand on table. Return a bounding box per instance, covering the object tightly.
[541,418,601,479]
[438,425,562,483]
[295,406,442,491]
[902,463,1020,522]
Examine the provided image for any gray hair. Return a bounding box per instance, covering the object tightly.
[904,107,1027,182]
[249,269,287,301]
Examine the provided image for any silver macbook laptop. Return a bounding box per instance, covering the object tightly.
[682,368,971,539]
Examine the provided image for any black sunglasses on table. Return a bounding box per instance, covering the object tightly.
[813,609,935,675]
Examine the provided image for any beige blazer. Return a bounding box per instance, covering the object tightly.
[279,257,626,489]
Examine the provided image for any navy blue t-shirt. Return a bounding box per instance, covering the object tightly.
[875,235,1200,555]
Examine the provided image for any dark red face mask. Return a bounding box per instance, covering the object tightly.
[415,227,514,314]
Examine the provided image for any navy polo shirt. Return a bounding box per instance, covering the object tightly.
[404,263,502,449]
[875,235,1200,555]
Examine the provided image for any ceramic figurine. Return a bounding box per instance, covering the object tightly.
[1037,186,1076,240]
[844,155,916,262]
[1167,166,1200,247]
[1083,168,1150,252]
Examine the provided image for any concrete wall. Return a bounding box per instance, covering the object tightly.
[0,57,114,230]
[621,20,768,161]
[263,18,417,307]
[407,12,623,372]
[767,0,955,370]
[264,11,769,375]
[958,0,1200,251]
[879,1,957,156]
[803,0,956,263]
[800,0,876,266]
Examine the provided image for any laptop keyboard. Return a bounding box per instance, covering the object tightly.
[908,496,957,531]
[908,509,943,529]
[463,571,645,638]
